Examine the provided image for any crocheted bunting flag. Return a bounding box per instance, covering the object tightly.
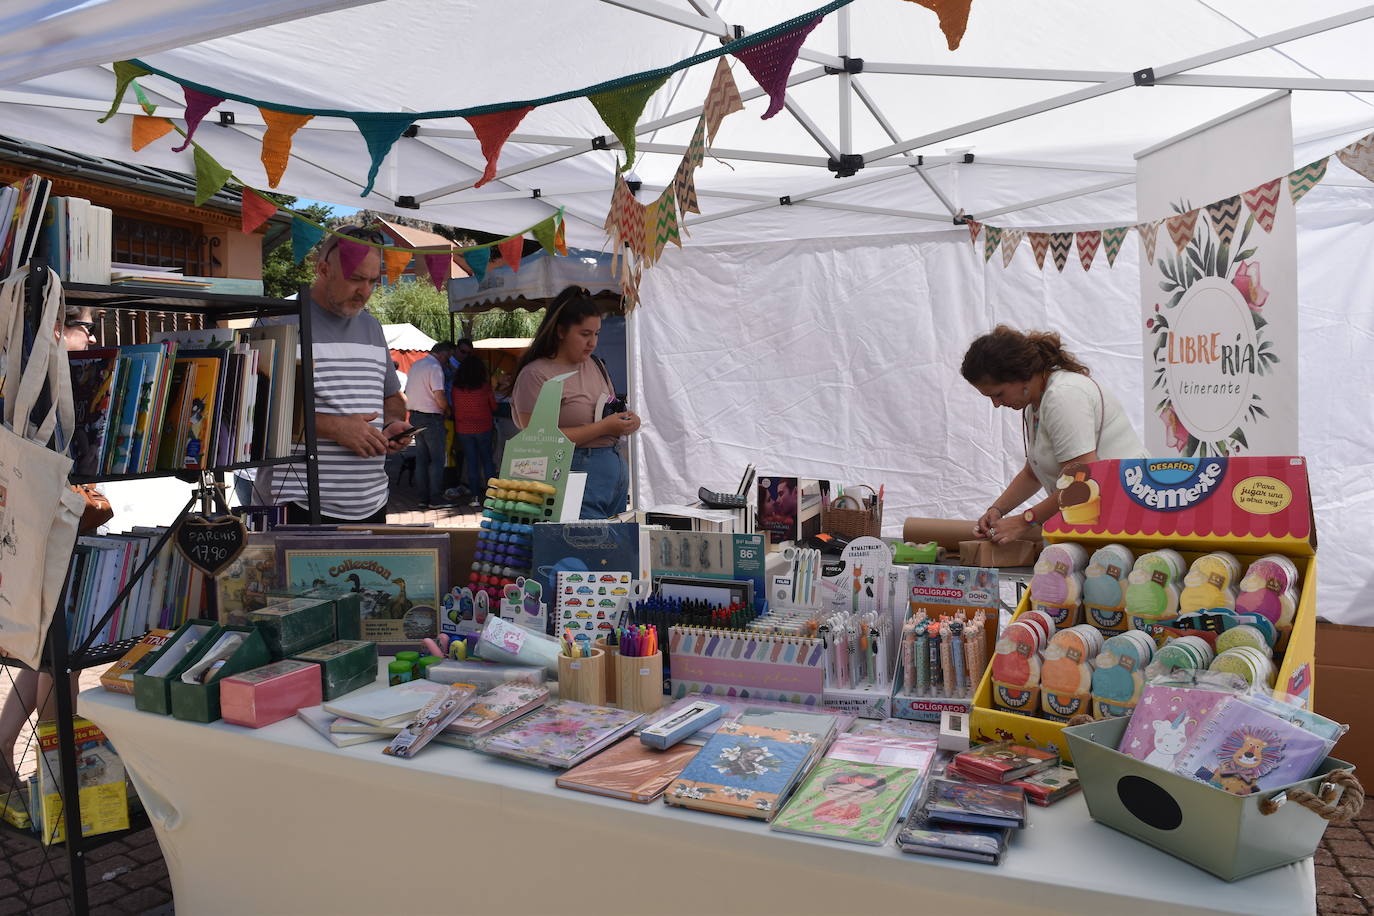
[982,225,1002,262]
[553,215,568,256]
[422,250,451,293]
[1028,232,1050,269]
[589,74,670,172]
[1000,228,1023,267]
[131,82,158,115]
[731,15,822,119]
[172,87,225,153]
[965,218,981,245]
[240,188,277,234]
[1205,195,1243,248]
[336,238,372,279]
[259,109,314,189]
[192,145,231,207]
[1076,230,1101,271]
[1288,157,1328,204]
[383,247,412,285]
[902,0,974,51]
[463,246,491,283]
[1135,220,1160,265]
[131,116,173,152]
[1336,131,1374,183]
[350,113,417,196]
[531,215,559,256]
[1240,178,1281,233]
[1049,232,1072,271]
[464,106,534,188]
[1101,226,1128,266]
[1166,209,1199,254]
[291,217,325,264]
[498,235,525,273]
[703,58,745,144]
[99,61,151,123]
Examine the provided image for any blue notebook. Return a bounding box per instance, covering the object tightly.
[531,521,643,633]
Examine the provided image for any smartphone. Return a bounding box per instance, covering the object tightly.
[388,426,421,442]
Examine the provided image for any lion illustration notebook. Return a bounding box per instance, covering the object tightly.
[1171,695,1336,795]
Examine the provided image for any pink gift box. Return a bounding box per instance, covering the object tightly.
[221,660,322,728]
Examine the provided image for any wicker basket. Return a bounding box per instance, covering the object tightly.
[822,484,883,540]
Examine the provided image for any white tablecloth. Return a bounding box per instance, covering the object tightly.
[81,677,1315,916]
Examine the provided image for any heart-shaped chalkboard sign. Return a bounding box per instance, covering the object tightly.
[175,513,248,577]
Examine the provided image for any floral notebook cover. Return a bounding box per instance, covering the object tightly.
[445,682,549,736]
[479,700,644,769]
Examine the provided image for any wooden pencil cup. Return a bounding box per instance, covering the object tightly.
[558,648,606,706]
[593,638,618,705]
[614,651,663,714]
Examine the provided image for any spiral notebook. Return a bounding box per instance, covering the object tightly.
[668,626,825,706]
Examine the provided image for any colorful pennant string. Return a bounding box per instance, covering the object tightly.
[351,114,417,196]
[465,107,534,188]
[464,246,491,283]
[1288,157,1328,204]
[1205,195,1242,248]
[422,250,451,292]
[1136,220,1160,265]
[1336,135,1374,183]
[1241,178,1281,233]
[335,238,371,279]
[1028,232,1050,269]
[982,225,1001,262]
[497,235,525,274]
[1102,226,1128,267]
[702,58,745,145]
[1000,228,1022,267]
[1076,230,1100,271]
[589,75,671,172]
[240,188,278,233]
[1165,210,1199,254]
[192,146,231,206]
[291,217,326,263]
[98,61,150,123]
[731,15,823,119]
[172,87,224,153]
[260,109,314,189]
[383,247,413,285]
[131,116,173,152]
[1049,232,1072,272]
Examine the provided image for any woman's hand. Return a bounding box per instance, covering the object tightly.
[990,512,1033,544]
[974,506,1003,539]
[602,411,641,437]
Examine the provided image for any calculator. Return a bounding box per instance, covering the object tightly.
[698,487,747,509]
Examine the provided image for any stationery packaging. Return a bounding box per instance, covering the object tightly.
[556,569,633,639]
[1170,694,1338,795]
[322,678,447,727]
[668,626,825,707]
[1011,765,1081,806]
[382,682,478,759]
[649,531,768,601]
[1082,543,1134,629]
[893,565,999,723]
[640,701,722,750]
[289,639,377,700]
[248,596,335,659]
[556,737,701,803]
[1117,683,1233,769]
[425,659,545,692]
[924,777,1026,829]
[169,626,272,723]
[269,585,363,641]
[101,629,174,694]
[641,694,856,747]
[478,699,644,769]
[530,521,649,624]
[476,614,561,675]
[133,619,219,715]
[220,659,323,728]
[948,741,1058,783]
[897,807,1011,864]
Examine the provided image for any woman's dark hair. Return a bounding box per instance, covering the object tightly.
[452,353,489,390]
[960,324,1090,385]
[513,286,602,379]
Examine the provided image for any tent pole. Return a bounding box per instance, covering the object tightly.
[838,5,852,157]
[850,76,959,216]
[973,178,1137,222]
[784,97,840,159]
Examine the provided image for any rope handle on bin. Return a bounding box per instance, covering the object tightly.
[1259,768,1363,821]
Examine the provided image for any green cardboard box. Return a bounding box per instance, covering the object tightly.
[1063,715,1354,881]
[132,620,221,715]
[169,626,272,723]
[249,596,336,659]
[267,586,362,641]
[289,639,378,700]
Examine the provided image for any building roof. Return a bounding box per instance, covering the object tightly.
[377,219,469,278]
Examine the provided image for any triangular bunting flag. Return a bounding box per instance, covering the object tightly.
[531,215,559,256]
[172,87,225,153]
[291,217,325,263]
[498,235,525,273]
[903,0,974,51]
[192,145,232,207]
[131,116,174,152]
[422,251,451,293]
[1028,232,1050,269]
[259,109,313,189]
[350,114,417,196]
[1166,210,1199,254]
[703,58,745,144]
[553,215,568,256]
[1000,228,1023,267]
[1289,158,1327,204]
[240,188,277,234]
[966,219,981,245]
[131,82,157,115]
[1205,196,1243,248]
[643,195,663,264]
[1241,178,1282,233]
[98,61,151,123]
[1102,226,1128,266]
[464,106,534,188]
[983,225,1002,262]
[463,246,491,283]
[1135,220,1160,265]
[663,191,681,251]
[673,156,699,216]
[686,117,707,169]
[1049,232,1072,272]
[1336,132,1374,183]
[588,74,670,172]
[336,238,371,279]
[731,16,823,120]
[383,248,412,285]
[1076,230,1101,271]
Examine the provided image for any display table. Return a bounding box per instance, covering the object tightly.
[81,680,1315,916]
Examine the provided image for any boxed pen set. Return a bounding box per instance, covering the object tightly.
[891,564,999,723]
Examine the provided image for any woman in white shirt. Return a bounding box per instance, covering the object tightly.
[961,325,1145,544]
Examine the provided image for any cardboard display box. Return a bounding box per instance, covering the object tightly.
[133,620,220,715]
[1315,621,1374,775]
[891,569,999,723]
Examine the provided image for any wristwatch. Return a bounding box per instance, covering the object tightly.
[1022,509,1038,525]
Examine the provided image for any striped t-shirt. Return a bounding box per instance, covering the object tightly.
[257,298,400,519]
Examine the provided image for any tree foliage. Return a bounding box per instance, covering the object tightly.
[261,199,336,299]
[366,280,453,342]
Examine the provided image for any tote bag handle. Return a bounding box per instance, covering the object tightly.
[0,266,75,449]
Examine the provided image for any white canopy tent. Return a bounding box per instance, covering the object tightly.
[2,0,1372,621]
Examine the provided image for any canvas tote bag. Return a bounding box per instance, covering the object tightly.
[0,267,86,669]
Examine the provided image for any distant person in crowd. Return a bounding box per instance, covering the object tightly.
[512,286,639,519]
[455,337,475,366]
[961,325,1144,544]
[0,304,99,792]
[403,340,455,510]
[253,224,414,523]
[491,371,518,471]
[385,362,411,492]
[394,359,408,392]
[450,356,498,509]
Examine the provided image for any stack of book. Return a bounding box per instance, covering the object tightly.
[66,527,207,650]
[69,325,298,477]
[43,194,113,283]
[1,175,57,280]
[109,264,212,290]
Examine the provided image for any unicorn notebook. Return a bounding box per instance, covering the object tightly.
[1116,685,1229,771]
[1171,696,1336,795]
[478,700,643,769]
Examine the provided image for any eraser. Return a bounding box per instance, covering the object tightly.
[640,701,723,750]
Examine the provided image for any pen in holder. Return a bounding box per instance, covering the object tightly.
[558,648,606,706]
[593,637,618,705]
[614,651,663,714]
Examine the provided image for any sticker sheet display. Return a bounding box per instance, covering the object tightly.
[557,570,633,638]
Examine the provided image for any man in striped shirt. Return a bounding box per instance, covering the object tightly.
[255,226,412,523]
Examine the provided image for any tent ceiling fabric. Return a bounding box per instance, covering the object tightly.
[4,1,1374,247]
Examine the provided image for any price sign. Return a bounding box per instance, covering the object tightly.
[174,513,248,577]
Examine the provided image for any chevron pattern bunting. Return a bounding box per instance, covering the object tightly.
[966,219,981,245]
[674,156,699,217]
[1029,232,1050,269]
[1001,228,1023,267]
[1076,230,1101,271]
[703,58,745,145]
[1289,157,1328,204]
[1241,178,1282,233]
[1166,210,1199,254]
[983,225,1002,262]
[1050,232,1072,272]
[1135,220,1160,265]
[1337,132,1374,182]
[1102,226,1128,266]
[1205,195,1243,248]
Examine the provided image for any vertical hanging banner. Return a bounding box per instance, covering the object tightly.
[1135,93,1297,458]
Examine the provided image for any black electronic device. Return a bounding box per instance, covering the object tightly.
[698,487,747,509]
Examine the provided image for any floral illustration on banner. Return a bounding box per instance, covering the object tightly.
[711,742,782,779]
[1147,201,1278,458]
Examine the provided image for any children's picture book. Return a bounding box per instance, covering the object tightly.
[1172,695,1337,796]
[924,777,1026,829]
[897,807,1011,865]
[949,741,1058,783]
[445,682,549,736]
[382,683,478,759]
[771,733,937,845]
[214,535,278,626]
[479,699,644,769]
[321,679,446,727]
[555,737,702,803]
[105,356,143,474]
[666,709,836,820]
[176,349,225,470]
[1117,684,1230,770]
[32,717,128,844]
[155,360,196,470]
[68,347,120,477]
